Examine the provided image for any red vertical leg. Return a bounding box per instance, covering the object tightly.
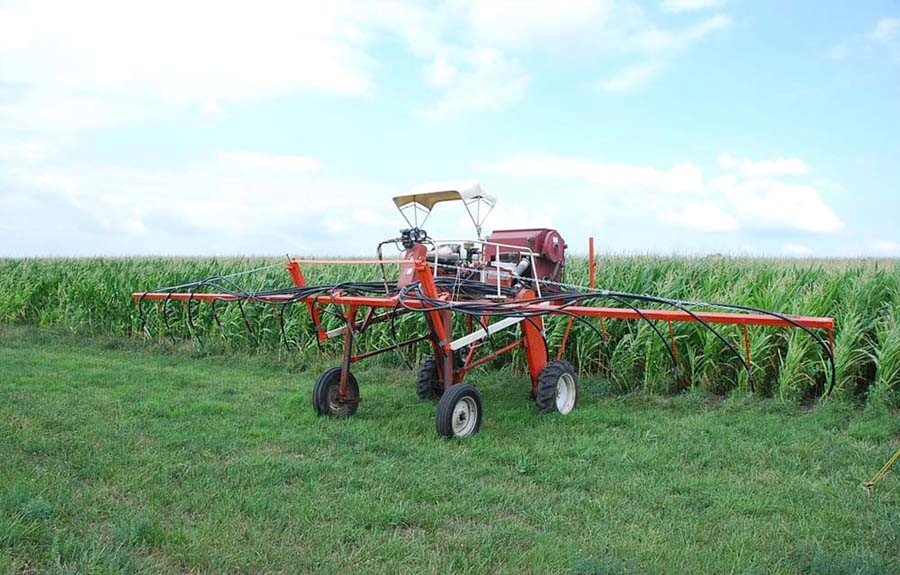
[286,260,326,343]
[517,290,548,392]
[742,325,752,370]
[557,317,574,361]
[668,321,681,367]
[340,305,358,398]
[442,318,454,389]
[415,259,455,389]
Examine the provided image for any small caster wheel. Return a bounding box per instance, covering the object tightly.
[415,351,466,401]
[535,360,578,414]
[436,384,483,438]
[312,367,359,417]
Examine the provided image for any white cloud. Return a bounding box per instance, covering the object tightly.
[599,62,660,92]
[0,0,374,134]
[783,243,812,256]
[485,203,562,235]
[392,1,665,113]
[661,0,725,14]
[657,201,738,232]
[871,17,900,44]
[718,154,809,177]
[199,99,224,119]
[461,0,611,50]
[596,14,729,92]
[828,16,900,63]
[487,153,842,235]
[0,152,396,256]
[715,177,842,233]
[423,54,459,88]
[451,0,730,57]
[0,1,373,103]
[0,91,147,134]
[490,155,705,194]
[217,153,321,174]
[0,0,735,126]
[869,240,900,255]
[416,49,527,119]
[630,15,731,55]
[0,147,851,256]
[15,142,51,162]
[0,141,53,163]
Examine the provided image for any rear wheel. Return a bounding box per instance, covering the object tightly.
[416,351,465,401]
[416,356,443,400]
[312,367,359,417]
[436,384,483,438]
[535,360,578,414]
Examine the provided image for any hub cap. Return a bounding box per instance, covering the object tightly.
[451,396,479,436]
[327,382,352,416]
[556,373,576,414]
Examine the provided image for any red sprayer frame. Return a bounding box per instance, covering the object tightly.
[131,186,834,437]
[133,242,835,428]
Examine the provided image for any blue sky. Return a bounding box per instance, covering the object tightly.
[1,0,898,257]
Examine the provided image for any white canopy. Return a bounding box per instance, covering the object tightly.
[392,181,496,238]
[392,182,497,211]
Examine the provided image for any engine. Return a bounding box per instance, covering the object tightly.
[482,228,567,287]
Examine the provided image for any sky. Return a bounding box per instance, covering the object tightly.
[1,0,899,257]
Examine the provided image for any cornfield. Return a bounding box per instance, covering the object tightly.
[1,256,898,407]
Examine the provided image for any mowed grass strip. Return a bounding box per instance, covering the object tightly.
[1,326,899,574]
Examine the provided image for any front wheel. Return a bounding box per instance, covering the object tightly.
[535,360,578,414]
[436,384,483,438]
[312,367,359,417]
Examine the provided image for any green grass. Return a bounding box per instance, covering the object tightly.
[2,325,899,574]
[1,256,899,407]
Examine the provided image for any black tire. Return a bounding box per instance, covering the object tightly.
[416,351,466,401]
[535,360,578,414]
[416,356,443,400]
[436,384,483,438]
[312,367,359,417]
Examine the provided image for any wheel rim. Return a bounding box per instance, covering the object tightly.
[326,381,351,415]
[555,373,576,414]
[451,396,479,436]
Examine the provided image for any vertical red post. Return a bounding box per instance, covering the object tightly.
[517,290,548,391]
[340,305,358,398]
[557,318,574,361]
[742,325,752,369]
[415,258,455,389]
[286,259,326,342]
[667,321,681,367]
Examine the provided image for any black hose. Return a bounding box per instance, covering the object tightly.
[139,268,832,395]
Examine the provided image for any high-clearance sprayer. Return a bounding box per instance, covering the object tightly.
[133,182,835,438]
